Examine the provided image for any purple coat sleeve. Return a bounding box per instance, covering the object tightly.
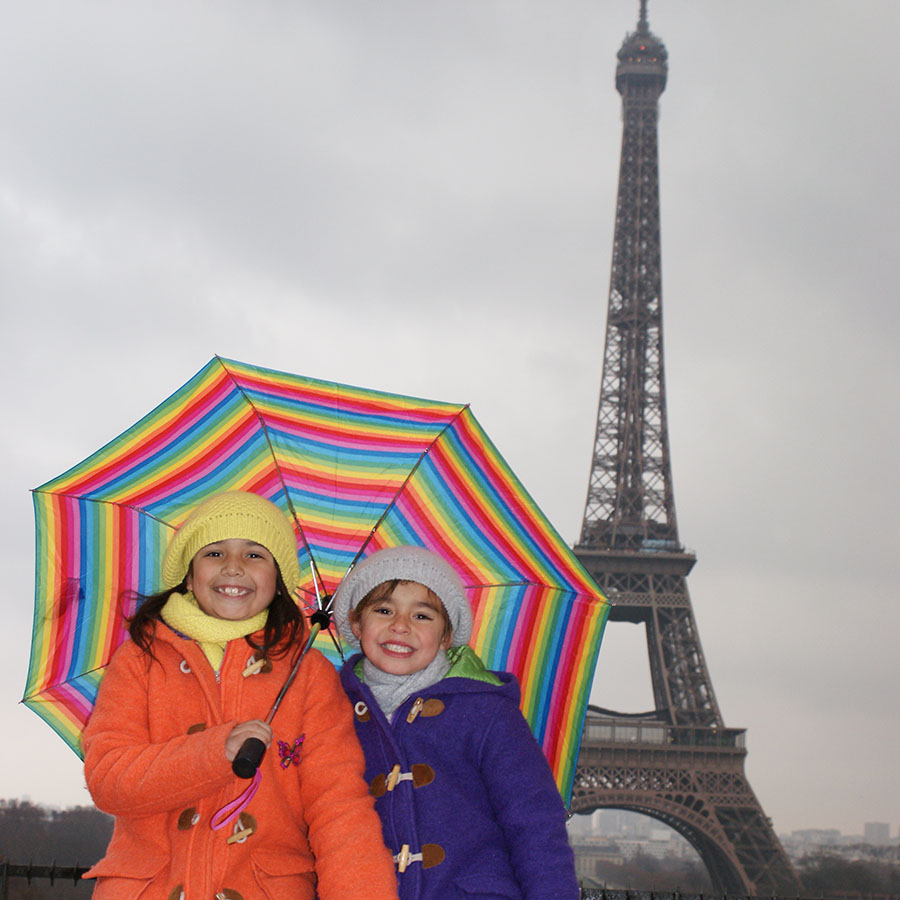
[478,697,580,900]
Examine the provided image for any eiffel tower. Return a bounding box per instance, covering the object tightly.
[570,3,798,893]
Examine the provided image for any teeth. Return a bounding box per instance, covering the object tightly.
[382,643,413,654]
[218,587,247,596]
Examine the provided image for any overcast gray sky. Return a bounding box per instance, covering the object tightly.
[1,1,897,839]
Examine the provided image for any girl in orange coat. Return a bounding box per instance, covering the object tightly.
[82,491,399,900]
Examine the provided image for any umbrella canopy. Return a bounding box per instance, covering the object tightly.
[26,356,609,800]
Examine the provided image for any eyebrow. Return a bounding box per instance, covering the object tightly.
[375,599,438,612]
[413,600,442,613]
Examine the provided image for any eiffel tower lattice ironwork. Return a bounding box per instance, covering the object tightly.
[570,4,798,894]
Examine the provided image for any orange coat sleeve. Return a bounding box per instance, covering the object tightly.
[83,640,235,816]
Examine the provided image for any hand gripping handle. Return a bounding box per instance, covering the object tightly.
[232,737,267,779]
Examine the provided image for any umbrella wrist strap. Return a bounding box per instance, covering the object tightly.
[210,769,261,831]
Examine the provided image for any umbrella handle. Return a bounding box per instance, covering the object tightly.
[232,737,267,779]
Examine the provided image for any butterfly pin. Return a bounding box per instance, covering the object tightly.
[277,735,305,769]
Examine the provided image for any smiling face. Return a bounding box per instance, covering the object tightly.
[350,580,453,676]
[186,539,278,621]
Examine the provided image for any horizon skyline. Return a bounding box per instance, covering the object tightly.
[568,808,900,843]
[4,792,896,844]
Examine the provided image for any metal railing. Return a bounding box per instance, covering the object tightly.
[580,891,900,900]
[0,862,91,899]
[581,719,746,750]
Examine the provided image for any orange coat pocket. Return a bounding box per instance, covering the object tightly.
[83,855,169,900]
[250,849,317,900]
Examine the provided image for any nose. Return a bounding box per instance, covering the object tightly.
[389,614,410,633]
[221,552,244,575]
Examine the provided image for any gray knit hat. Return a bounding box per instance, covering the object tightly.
[333,546,472,648]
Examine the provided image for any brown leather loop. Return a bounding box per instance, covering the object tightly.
[176,808,198,830]
[420,699,445,717]
[370,773,387,797]
[411,764,435,787]
[421,843,445,868]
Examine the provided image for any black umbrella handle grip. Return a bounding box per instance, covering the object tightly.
[232,737,267,779]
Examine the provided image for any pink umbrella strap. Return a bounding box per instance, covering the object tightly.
[210,769,262,831]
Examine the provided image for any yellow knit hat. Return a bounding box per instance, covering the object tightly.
[161,491,302,596]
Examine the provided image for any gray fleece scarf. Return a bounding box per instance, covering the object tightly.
[361,649,451,720]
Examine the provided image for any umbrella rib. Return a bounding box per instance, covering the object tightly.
[218,357,327,606]
[343,403,472,573]
[469,580,553,589]
[22,661,108,696]
[30,490,174,528]
[466,580,608,602]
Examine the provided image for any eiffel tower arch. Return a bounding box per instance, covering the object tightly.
[571,4,798,894]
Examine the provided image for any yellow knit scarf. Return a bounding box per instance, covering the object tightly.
[161,591,268,672]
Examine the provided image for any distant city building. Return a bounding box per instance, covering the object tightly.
[567,812,595,838]
[863,822,891,845]
[568,808,697,872]
[569,837,626,882]
[789,829,841,846]
[780,825,900,865]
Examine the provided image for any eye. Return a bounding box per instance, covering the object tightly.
[372,606,392,616]
[203,549,222,558]
[414,612,434,621]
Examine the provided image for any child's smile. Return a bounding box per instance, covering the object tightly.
[187,539,277,621]
[351,581,452,676]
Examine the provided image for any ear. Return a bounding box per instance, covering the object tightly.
[349,610,362,640]
[185,571,193,593]
[441,629,453,650]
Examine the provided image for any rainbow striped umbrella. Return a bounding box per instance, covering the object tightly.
[26,356,609,801]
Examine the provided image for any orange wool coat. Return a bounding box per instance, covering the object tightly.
[82,623,399,900]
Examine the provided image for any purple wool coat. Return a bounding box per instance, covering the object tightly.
[339,647,579,900]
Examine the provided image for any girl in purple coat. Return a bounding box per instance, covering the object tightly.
[333,546,579,900]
